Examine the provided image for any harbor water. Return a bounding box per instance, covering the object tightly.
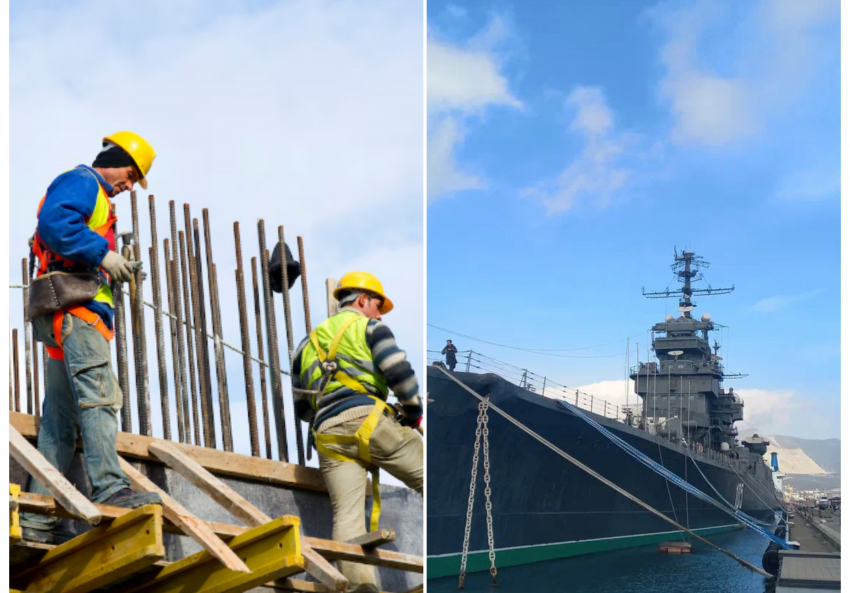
[429,528,775,593]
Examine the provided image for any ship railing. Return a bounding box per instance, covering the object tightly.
[428,349,622,421]
[428,349,738,467]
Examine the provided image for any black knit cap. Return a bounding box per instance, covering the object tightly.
[92,143,139,172]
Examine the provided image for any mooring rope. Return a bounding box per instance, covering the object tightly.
[555,398,789,548]
[434,366,775,580]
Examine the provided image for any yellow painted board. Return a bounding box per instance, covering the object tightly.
[12,504,165,593]
[132,515,305,593]
[10,484,22,546]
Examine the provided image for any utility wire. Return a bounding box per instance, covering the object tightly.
[428,323,636,358]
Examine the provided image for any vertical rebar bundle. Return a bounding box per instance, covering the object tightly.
[113,276,132,433]
[178,231,202,446]
[258,221,288,462]
[131,192,152,436]
[234,223,260,457]
[252,257,273,460]
[33,322,40,418]
[12,329,20,412]
[22,259,33,415]
[278,226,304,465]
[164,239,186,443]
[203,209,232,451]
[148,197,172,440]
[188,211,216,448]
[297,237,314,462]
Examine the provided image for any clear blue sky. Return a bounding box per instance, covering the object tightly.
[427,0,840,439]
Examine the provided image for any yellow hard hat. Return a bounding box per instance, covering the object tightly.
[334,271,394,314]
[103,131,156,189]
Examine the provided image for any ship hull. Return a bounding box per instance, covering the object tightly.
[426,368,779,579]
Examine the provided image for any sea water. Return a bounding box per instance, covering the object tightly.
[428,529,774,593]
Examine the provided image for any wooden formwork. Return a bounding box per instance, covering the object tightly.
[9,421,423,593]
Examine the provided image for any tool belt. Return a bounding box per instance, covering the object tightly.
[27,271,102,322]
[313,396,395,532]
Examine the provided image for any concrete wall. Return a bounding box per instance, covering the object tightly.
[11,454,423,591]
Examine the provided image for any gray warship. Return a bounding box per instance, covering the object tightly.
[426,249,781,579]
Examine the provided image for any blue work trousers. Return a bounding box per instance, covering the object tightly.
[19,311,129,530]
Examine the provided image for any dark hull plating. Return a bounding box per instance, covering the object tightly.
[426,368,779,578]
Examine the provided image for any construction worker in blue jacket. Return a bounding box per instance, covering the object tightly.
[20,132,163,544]
[291,272,423,593]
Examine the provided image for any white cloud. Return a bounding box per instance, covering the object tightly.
[751,290,821,313]
[773,163,841,201]
[650,0,839,147]
[427,13,521,201]
[427,117,486,201]
[522,86,642,214]
[9,0,423,482]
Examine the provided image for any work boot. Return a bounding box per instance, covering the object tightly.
[21,526,75,545]
[102,488,162,509]
[348,585,379,593]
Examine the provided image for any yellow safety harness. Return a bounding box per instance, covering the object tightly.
[308,315,394,531]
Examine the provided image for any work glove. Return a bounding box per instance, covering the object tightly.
[101,251,141,283]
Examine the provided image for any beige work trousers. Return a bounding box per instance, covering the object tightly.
[318,414,423,588]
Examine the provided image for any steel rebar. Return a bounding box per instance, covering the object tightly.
[10,331,14,411]
[41,345,48,404]
[184,207,214,448]
[148,197,171,440]
[131,192,152,436]
[22,259,33,414]
[234,223,260,457]
[252,257,273,460]
[203,210,232,450]
[33,320,40,418]
[297,237,313,461]
[258,221,288,461]
[178,231,202,446]
[164,239,185,443]
[12,329,20,412]
[168,200,190,444]
[278,226,303,465]
[191,214,217,448]
[113,278,132,432]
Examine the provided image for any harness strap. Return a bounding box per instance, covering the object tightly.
[313,397,394,531]
[45,347,64,361]
[52,307,114,350]
[308,315,370,410]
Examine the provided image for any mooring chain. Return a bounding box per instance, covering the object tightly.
[459,397,498,589]
[481,398,498,586]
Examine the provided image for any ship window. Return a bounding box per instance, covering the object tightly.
[677,364,684,369]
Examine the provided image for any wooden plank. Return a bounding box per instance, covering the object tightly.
[325,278,339,318]
[17,492,423,574]
[345,529,396,548]
[128,516,304,593]
[118,457,250,573]
[10,504,165,593]
[10,483,22,546]
[305,537,423,573]
[11,411,327,493]
[146,441,348,592]
[148,440,271,526]
[266,580,394,593]
[9,423,102,525]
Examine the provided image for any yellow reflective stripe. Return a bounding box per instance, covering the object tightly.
[88,184,110,229]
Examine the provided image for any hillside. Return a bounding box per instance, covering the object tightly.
[739,428,840,476]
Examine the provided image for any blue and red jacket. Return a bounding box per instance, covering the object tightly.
[35,165,116,329]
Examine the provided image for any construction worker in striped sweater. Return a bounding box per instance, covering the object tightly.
[20,132,162,544]
[292,271,422,593]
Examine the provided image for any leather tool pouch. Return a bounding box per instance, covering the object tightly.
[28,272,102,321]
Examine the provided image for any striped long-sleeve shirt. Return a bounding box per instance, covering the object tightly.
[291,307,421,431]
